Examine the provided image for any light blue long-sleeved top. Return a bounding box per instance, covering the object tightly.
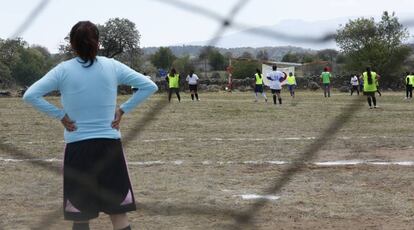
[23,56,158,143]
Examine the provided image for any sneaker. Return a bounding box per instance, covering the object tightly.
[369,106,373,109]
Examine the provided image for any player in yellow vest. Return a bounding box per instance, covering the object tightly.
[360,67,381,109]
[166,68,181,102]
[253,68,268,102]
[286,72,296,98]
[405,72,413,99]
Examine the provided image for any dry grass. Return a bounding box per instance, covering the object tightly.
[1,90,414,229]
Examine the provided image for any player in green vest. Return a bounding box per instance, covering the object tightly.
[253,68,268,102]
[360,67,381,109]
[166,68,181,102]
[286,72,296,98]
[320,67,331,97]
[405,72,413,99]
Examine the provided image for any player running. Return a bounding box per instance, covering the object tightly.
[266,65,287,105]
[253,68,268,102]
[361,67,381,109]
[286,72,297,98]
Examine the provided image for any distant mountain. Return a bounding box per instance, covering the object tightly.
[142,15,414,61]
[142,45,316,61]
[186,15,414,50]
[187,18,347,50]
[141,18,346,60]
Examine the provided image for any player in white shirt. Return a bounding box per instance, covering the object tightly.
[186,70,200,101]
[350,74,360,96]
[266,65,287,105]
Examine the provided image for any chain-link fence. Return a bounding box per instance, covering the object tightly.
[1,0,414,229]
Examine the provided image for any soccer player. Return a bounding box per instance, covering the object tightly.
[186,70,200,101]
[267,65,287,105]
[253,68,268,102]
[286,72,297,98]
[23,21,158,230]
[350,74,360,96]
[320,67,332,97]
[166,68,181,102]
[360,67,381,109]
[405,72,413,99]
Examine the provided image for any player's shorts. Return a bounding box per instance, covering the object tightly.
[169,88,180,93]
[255,85,264,93]
[63,138,136,221]
[287,85,295,92]
[189,84,198,91]
[271,89,281,94]
[363,91,376,96]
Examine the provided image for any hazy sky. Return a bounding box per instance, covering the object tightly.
[1,0,414,53]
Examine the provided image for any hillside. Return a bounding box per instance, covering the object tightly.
[142,45,316,61]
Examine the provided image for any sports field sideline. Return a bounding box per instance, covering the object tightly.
[1,91,414,229]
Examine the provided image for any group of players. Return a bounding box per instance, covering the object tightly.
[22,20,414,230]
[164,64,399,109]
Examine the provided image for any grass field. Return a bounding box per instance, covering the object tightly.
[1,90,414,229]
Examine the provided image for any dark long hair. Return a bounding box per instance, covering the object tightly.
[256,68,262,78]
[70,21,99,67]
[366,67,373,84]
[170,68,177,76]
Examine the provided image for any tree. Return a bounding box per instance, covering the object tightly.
[256,50,269,61]
[302,54,316,63]
[283,52,315,63]
[317,49,339,62]
[281,52,300,63]
[0,38,26,68]
[115,48,143,71]
[59,18,141,60]
[172,55,195,76]
[0,61,12,88]
[232,60,260,79]
[99,18,141,58]
[150,47,176,70]
[239,51,253,59]
[31,45,51,58]
[224,52,233,59]
[197,47,226,70]
[336,11,411,84]
[11,47,49,86]
[208,49,226,70]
